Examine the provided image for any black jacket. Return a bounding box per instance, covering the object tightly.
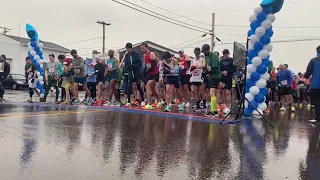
[0,61,10,81]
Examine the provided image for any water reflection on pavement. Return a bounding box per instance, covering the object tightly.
[0,103,319,180]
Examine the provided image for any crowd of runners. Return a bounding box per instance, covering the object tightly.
[0,42,319,122]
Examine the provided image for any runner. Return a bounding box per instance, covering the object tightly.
[25,56,41,103]
[123,43,143,107]
[202,44,221,117]
[44,54,60,103]
[190,48,206,112]
[93,56,106,106]
[85,59,97,102]
[70,49,93,105]
[106,49,120,106]
[161,51,182,112]
[277,64,295,111]
[297,73,310,107]
[0,54,10,102]
[178,49,191,109]
[60,58,74,105]
[141,42,163,110]
[57,55,66,104]
[219,49,236,113]
[305,45,320,123]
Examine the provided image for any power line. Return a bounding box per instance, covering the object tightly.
[60,37,102,45]
[0,26,12,35]
[111,0,211,34]
[170,34,208,48]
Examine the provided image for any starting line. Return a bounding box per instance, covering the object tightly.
[0,102,232,125]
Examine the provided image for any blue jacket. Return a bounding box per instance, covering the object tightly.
[85,58,96,83]
[277,69,292,88]
[124,50,142,78]
[305,56,320,89]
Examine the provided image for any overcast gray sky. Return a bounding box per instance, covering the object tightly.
[2,0,319,73]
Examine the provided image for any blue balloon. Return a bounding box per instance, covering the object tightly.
[262,6,272,14]
[248,50,258,59]
[244,108,253,117]
[34,46,40,52]
[265,29,274,37]
[257,12,267,22]
[40,71,44,76]
[261,0,284,14]
[250,72,260,81]
[260,88,268,96]
[246,79,255,88]
[261,35,271,44]
[257,65,268,74]
[39,88,44,94]
[26,24,39,41]
[38,51,43,56]
[249,101,258,109]
[248,29,255,37]
[247,58,252,64]
[262,59,270,66]
[250,20,261,31]
[254,41,264,52]
[255,94,265,103]
[36,63,40,69]
[245,87,250,93]
[31,41,37,47]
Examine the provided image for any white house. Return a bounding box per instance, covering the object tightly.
[0,34,70,74]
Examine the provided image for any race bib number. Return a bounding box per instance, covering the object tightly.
[49,68,55,73]
[281,80,288,86]
[74,69,81,74]
[107,63,113,69]
[193,70,200,76]
[146,63,151,68]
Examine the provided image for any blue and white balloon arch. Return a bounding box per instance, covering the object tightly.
[244,0,284,117]
[26,24,45,95]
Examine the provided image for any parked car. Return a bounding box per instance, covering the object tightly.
[3,74,29,90]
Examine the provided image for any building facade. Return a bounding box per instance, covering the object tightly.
[0,34,70,74]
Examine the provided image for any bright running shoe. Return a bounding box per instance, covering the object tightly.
[72,99,81,105]
[144,104,153,110]
[175,99,180,104]
[223,107,230,114]
[103,101,111,106]
[311,105,315,108]
[111,102,121,107]
[179,103,184,112]
[157,101,164,108]
[87,98,93,105]
[205,111,218,118]
[291,106,296,112]
[185,102,191,108]
[309,119,320,123]
[299,104,303,108]
[133,100,140,106]
[279,107,286,111]
[140,101,146,107]
[121,99,127,105]
[152,101,158,107]
[164,105,171,112]
[124,103,131,107]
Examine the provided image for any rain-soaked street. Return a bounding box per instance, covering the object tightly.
[0,92,320,180]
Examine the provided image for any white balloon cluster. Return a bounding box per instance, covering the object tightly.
[245,6,276,116]
[28,40,45,93]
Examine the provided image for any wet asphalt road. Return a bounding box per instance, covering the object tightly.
[0,91,320,180]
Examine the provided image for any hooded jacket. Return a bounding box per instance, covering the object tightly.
[0,61,10,81]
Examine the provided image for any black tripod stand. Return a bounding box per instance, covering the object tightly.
[219,39,273,128]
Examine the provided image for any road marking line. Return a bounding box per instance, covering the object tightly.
[0,110,108,118]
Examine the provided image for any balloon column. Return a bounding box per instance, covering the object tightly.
[26,24,45,95]
[244,0,284,117]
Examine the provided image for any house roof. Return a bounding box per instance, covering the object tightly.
[118,40,179,55]
[5,35,70,53]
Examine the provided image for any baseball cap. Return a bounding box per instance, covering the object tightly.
[178,49,184,53]
[125,43,133,49]
[162,51,172,59]
[202,44,210,52]
[174,54,181,59]
[222,49,230,54]
[63,58,71,66]
[0,54,6,60]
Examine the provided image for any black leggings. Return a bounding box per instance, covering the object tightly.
[299,88,309,104]
[127,78,144,103]
[86,82,97,99]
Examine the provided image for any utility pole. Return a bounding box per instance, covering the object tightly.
[211,13,215,51]
[0,26,12,35]
[97,21,111,54]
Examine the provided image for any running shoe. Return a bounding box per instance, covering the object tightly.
[291,106,296,112]
[157,101,165,108]
[205,111,218,117]
[279,107,286,111]
[152,101,158,107]
[103,101,111,106]
[175,99,180,104]
[121,99,127,105]
[111,102,121,107]
[72,99,81,105]
[217,105,226,111]
[309,119,320,123]
[179,103,184,112]
[185,102,191,108]
[223,107,231,114]
[87,98,93,105]
[82,99,87,103]
[133,100,140,106]
[124,103,131,107]
[299,104,303,108]
[140,101,146,107]
[61,101,71,105]
[311,105,315,108]
[164,105,171,112]
[144,104,153,110]
[39,97,46,103]
[26,99,33,103]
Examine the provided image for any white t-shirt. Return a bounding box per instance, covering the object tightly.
[190,58,204,83]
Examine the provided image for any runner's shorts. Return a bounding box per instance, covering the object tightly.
[180,74,191,85]
[206,78,220,89]
[280,87,293,96]
[147,73,159,82]
[73,77,86,84]
[28,78,39,89]
[220,77,232,90]
[166,76,180,89]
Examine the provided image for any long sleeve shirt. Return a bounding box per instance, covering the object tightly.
[305,56,320,89]
[277,69,293,88]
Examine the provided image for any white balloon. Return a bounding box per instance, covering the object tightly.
[28,42,31,46]
[40,64,44,68]
[266,14,276,23]
[247,64,257,73]
[249,35,259,44]
[258,102,268,111]
[40,48,43,52]
[249,14,257,22]
[261,20,272,29]
[255,79,267,89]
[245,101,249,108]
[40,81,44,85]
[258,50,269,59]
[246,72,251,80]
[252,57,262,66]
[245,93,255,101]
[30,50,36,56]
[260,72,271,81]
[253,109,263,116]
[248,43,254,50]
[37,42,44,48]
[254,7,263,14]
[263,44,273,52]
[34,55,40,60]
[38,76,43,81]
[249,86,260,96]
[37,72,40,77]
[255,27,265,37]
